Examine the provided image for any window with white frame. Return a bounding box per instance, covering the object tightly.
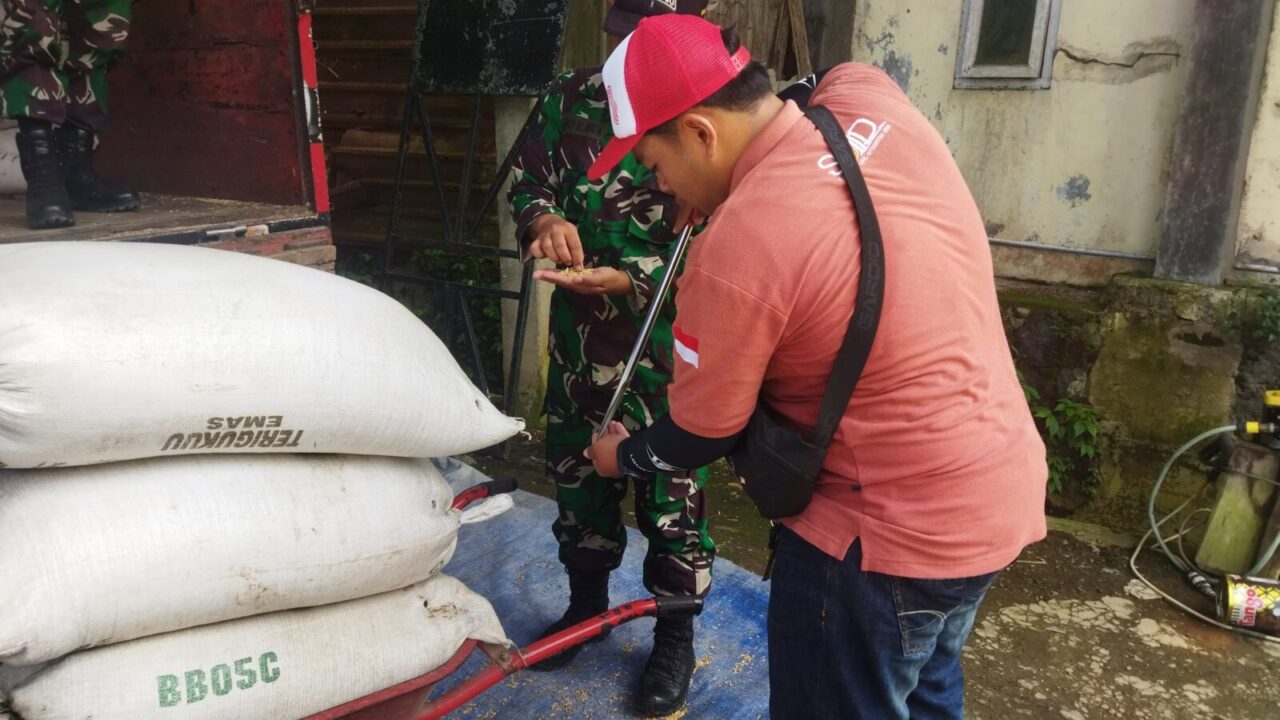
[955,0,1063,89]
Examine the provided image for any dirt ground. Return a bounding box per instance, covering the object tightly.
[473,433,1280,720]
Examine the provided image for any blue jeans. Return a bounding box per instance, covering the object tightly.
[768,529,999,720]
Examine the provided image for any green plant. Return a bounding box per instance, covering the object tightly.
[1251,292,1280,343]
[403,249,506,388]
[1046,455,1072,495]
[1227,288,1280,345]
[1039,397,1100,491]
[334,245,381,287]
[1020,373,1103,496]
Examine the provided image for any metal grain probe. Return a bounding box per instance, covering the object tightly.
[595,224,695,438]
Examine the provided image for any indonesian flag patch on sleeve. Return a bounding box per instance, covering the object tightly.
[673,325,700,368]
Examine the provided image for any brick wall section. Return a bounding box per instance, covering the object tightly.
[202,226,336,272]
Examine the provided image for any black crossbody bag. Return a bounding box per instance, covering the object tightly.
[727,104,886,520]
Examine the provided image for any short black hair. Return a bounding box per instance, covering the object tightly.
[650,27,772,135]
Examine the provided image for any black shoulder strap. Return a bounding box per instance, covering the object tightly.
[804,105,886,447]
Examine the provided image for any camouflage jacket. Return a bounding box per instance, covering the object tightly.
[508,67,684,414]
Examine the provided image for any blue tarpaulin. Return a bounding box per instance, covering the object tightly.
[434,474,770,719]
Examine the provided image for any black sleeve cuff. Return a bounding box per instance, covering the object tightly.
[617,414,741,477]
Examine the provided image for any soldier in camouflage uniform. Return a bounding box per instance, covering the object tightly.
[1,0,140,229]
[506,1,713,715]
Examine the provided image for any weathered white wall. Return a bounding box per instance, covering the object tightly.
[848,0,1196,284]
[1236,1,1280,285]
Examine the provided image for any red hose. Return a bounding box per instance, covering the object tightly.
[450,485,490,511]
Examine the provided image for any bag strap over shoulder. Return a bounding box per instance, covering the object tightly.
[803,105,886,447]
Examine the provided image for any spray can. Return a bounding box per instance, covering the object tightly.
[1220,574,1280,634]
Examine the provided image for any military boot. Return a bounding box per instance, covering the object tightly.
[15,119,74,229]
[634,615,694,716]
[56,122,140,213]
[529,569,611,671]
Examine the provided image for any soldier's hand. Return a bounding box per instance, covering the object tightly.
[527,214,585,268]
[533,267,634,296]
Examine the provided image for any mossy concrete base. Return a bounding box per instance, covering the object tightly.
[1045,516,1138,548]
[1000,276,1256,535]
[1083,284,1243,535]
[1084,438,1208,533]
[1089,315,1241,447]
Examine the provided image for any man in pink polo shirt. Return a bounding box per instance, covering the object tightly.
[584,14,1047,719]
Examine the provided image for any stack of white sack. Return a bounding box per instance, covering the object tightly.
[0,241,523,467]
[0,575,506,720]
[0,242,522,720]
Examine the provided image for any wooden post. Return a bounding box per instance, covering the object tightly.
[561,0,607,69]
[786,0,813,77]
[770,4,790,75]
[805,0,855,69]
[1154,0,1276,285]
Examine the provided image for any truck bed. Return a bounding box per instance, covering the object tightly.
[0,194,318,245]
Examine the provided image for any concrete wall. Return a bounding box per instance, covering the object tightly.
[848,0,1196,285]
[1237,1,1280,285]
[494,0,605,421]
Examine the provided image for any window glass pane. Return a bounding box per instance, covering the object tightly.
[975,0,1038,66]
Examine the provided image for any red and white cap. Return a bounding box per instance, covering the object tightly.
[588,14,750,180]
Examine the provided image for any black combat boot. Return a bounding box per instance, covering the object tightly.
[15,119,74,229]
[634,615,694,716]
[529,569,611,671]
[55,121,140,212]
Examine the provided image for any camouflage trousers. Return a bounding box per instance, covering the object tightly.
[547,376,715,598]
[0,0,133,131]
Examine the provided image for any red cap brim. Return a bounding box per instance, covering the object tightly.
[588,134,642,181]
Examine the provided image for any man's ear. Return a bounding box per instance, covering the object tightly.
[680,111,718,160]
